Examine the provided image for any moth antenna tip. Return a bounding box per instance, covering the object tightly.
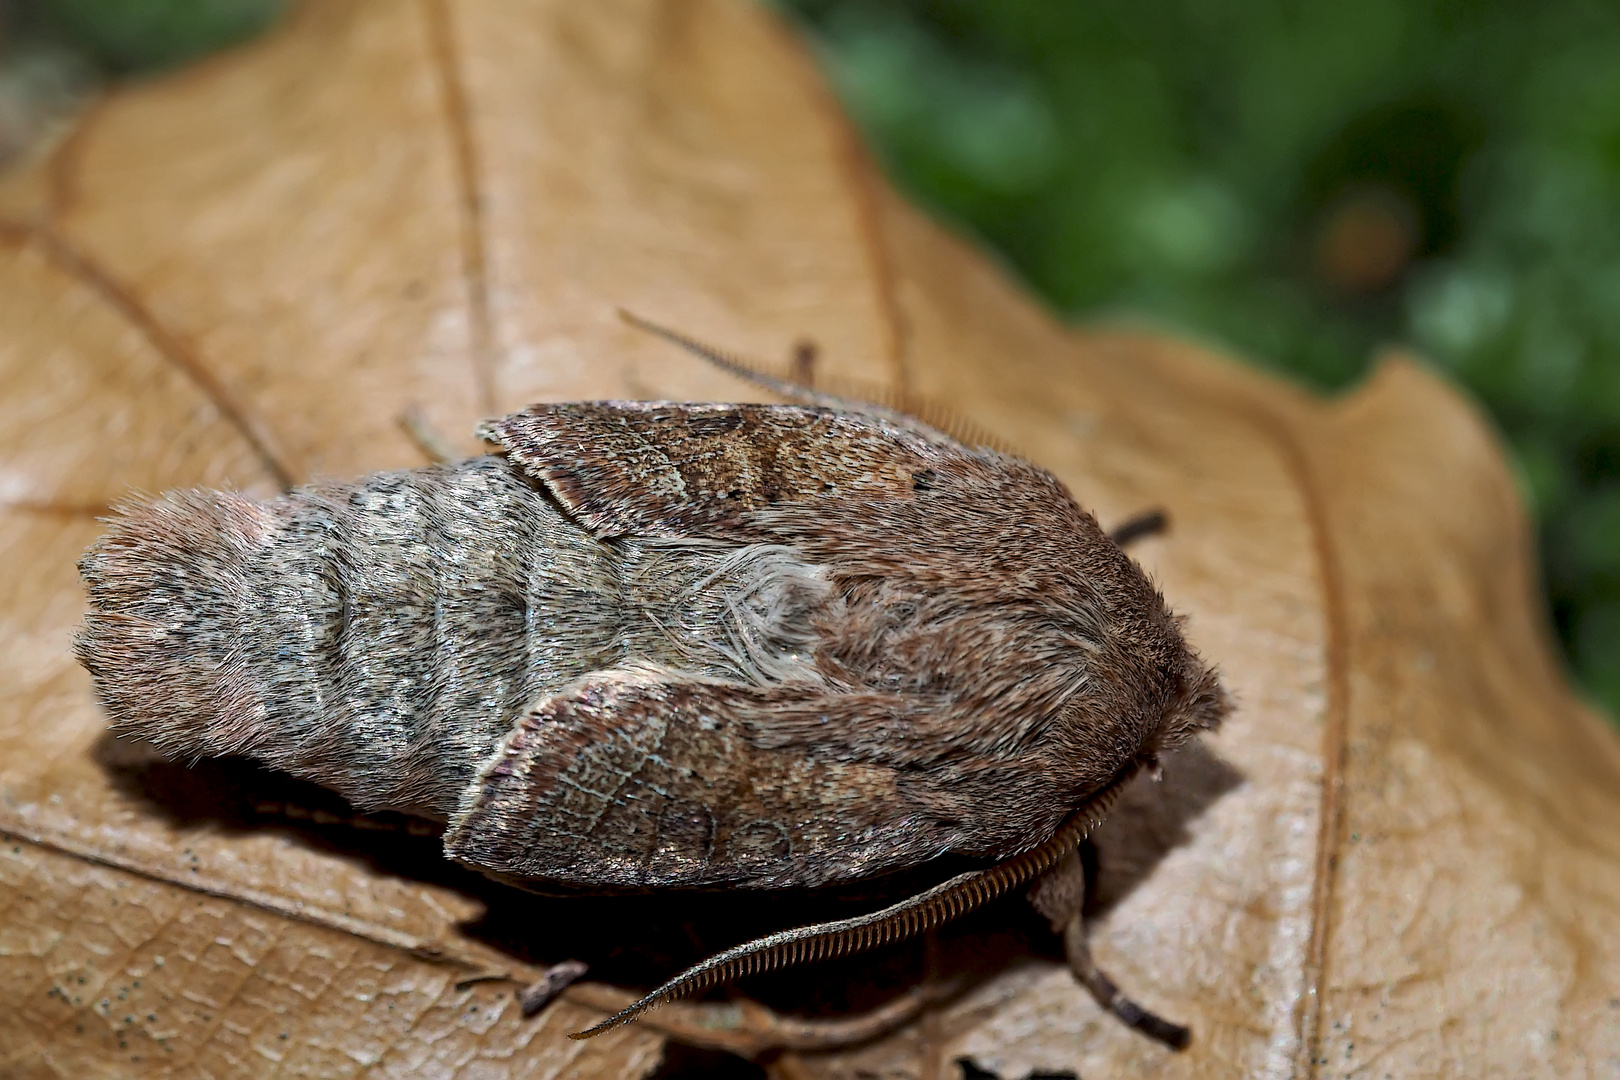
[567,1008,640,1040]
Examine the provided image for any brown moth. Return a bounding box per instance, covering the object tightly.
[75,322,1229,1045]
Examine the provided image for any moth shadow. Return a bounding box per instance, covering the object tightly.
[93,732,1242,1028]
[1085,738,1245,915]
[93,732,487,893]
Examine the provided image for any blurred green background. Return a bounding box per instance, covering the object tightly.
[2,0,1616,723]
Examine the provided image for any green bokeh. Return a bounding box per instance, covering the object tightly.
[34,0,285,71]
[778,0,1620,724]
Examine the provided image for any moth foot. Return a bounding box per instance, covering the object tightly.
[518,959,590,1017]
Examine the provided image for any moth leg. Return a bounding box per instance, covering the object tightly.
[1028,845,1191,1051]
[518,959,591,1017]
[790,338,818,389]
[1062,910,1190,1050]
[1108,508,1169,547]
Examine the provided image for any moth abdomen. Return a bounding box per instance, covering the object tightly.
[77,455,621,818]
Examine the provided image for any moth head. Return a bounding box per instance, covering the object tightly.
[1039,558,1231,811]
[1118,603,1230,784]
[1144,639,1231,766]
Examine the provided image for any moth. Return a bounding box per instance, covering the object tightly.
[75,318,1228,1047]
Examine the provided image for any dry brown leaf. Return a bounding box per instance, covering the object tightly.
[2,2,1618,1077]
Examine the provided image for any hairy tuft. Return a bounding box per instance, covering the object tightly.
[76,491,274,762]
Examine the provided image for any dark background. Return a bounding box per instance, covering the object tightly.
[6,0,1617,724]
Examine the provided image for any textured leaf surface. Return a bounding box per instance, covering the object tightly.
[2,1,1618,1077]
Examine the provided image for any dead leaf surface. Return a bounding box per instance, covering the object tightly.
[1,2,1617,1077]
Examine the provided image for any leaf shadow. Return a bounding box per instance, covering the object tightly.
[93,732,1241,1027]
